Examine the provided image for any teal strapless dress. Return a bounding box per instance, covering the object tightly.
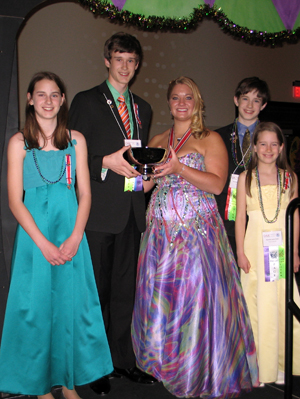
[0,140,113,396]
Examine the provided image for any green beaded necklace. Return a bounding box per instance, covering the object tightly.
[230,119,259,169]
[255,166,282,223]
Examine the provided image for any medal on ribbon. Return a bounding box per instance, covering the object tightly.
[134,103,142,128]
[224,174,239,221]
[262,231,285,282]
[66,154,72,189]
[124,175,143,192]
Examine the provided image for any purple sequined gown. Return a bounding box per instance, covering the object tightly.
[132,153,259,398]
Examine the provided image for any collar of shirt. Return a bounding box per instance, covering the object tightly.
[236,120,258,144]
[106,80,131,109]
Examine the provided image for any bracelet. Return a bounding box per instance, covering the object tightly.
[179,164,185,175]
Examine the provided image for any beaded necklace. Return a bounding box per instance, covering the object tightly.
[32,148,66,184]
[255,166,282,223]
[230,119,258,169]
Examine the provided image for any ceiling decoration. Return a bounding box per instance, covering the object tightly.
[78,0,300,46]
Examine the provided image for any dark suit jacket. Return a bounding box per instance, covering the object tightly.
[69,81,152,234]
[215,123,245,239]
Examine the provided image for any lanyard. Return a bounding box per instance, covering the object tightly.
[103,92,140,141]
[168,126,192,157]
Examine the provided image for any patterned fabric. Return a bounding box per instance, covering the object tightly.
[132,153,259,398]
[118,95,131,139]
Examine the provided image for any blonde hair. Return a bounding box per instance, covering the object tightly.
[167,76,209,139]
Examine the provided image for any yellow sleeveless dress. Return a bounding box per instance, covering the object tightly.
[241,178,300,383]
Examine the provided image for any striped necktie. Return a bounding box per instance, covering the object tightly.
[118,95,131,139]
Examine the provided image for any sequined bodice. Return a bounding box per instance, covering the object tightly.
[156,153,209,189]
[148,153,218,224]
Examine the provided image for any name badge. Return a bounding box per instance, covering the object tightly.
[262,230,283,247]
[124,139,141,148]
[229,174,239,189]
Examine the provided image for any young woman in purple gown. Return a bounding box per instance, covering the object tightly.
[132,76,259,398]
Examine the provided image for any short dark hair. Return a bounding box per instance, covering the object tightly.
[104,32,142,63]
[235,77,270,104]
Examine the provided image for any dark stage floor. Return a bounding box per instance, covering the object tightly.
[2,275,300,398]
[2,275,300,399]
[2,375,300,399]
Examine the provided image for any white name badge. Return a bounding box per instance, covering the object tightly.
[229,174,239,189]
[124,139,141,148]
[262,230,283,247]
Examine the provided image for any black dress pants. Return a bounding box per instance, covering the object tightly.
[86,210,142,369]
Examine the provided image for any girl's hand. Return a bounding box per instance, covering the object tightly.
[59,235,81,260]
[153,147,182,177]
[237,253,251,274]
[40,240,71,265]
[294,253,300,273]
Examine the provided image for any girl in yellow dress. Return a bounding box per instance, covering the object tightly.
[236,121,300,385]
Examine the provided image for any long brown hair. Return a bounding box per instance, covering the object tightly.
[245,121,296,198]
[167,76,209,139]
[23,71,70,149]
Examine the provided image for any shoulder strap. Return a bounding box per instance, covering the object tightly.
[21,131,29,149]
[68,129,73,146]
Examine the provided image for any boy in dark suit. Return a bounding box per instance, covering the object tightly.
[215,77,270,258]
[69,32,155,395]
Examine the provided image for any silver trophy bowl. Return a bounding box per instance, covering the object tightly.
[125,146,168,176]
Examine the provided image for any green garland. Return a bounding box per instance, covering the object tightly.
[78,0,300,47]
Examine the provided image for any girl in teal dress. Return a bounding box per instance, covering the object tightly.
[0,72,113,399]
